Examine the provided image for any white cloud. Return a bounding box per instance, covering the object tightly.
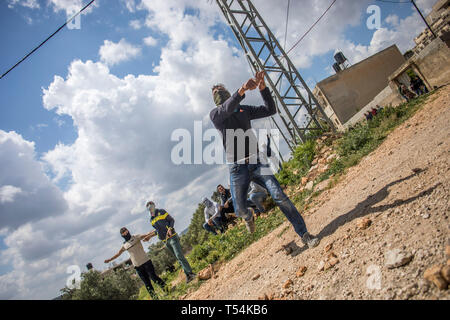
[47,0,95,15]
[123,0,137,13]
[99,39,142,66]
[0,185,23,203]
[129,19,142,30]
[0,130,67,230]
[7,0,97,19]
[143,36,157,47]
[7,0,40,9]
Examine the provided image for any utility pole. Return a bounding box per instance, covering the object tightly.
[411,0,437,39]
[216,0,335,151]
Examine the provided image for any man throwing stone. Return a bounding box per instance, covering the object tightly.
[209,71,319,248]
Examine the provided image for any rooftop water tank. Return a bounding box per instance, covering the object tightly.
[334,51,347,65]
[333,62,342,73]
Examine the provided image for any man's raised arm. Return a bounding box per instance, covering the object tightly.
[210,78,258,124]
[104,247,125,264]
[245,71,276,120]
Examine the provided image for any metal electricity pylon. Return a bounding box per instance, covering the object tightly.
[216,0,335,151]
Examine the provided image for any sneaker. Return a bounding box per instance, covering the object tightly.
[186,273,196,284]
[301,232,320,249]
[244,209,256,233]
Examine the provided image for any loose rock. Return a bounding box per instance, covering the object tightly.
[440,265,450,283]
[385,249,414,269]
[296,266,307,277]
[424,264,448,290]
[357,217,372,230]
[324,243,333,253]
[283,279,293,289]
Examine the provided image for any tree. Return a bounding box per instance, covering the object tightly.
[147,241,177,275]
[60,268,141,300]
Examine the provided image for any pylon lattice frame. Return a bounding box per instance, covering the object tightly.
[216,0,335,150]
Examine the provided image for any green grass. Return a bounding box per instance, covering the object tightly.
[317,91,433,183]
[138,90,435,300]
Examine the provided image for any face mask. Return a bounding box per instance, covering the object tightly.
[148,203,156,215]
[122,231,131,242]
[213,89,231,106]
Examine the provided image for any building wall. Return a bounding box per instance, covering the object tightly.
[343,85,403,130]
[414,0,450,54]
[414,37,450,87]
[315,45,406,126]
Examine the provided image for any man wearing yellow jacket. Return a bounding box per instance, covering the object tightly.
[145,201,196,283]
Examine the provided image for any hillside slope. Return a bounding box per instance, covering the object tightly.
[184,85,450,300]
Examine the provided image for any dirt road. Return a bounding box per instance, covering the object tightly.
[185,86,450,300]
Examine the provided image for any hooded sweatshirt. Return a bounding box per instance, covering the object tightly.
[203,198,220,222]
[209,87,276,163]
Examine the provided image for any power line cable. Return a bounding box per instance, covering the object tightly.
[375,0,410,3]
[285,0,337,56]
[0,0,96,80]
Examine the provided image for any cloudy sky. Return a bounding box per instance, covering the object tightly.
[0,0,436,299]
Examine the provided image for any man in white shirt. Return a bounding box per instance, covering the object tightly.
[202,197,225,235]
[104,227,166,300]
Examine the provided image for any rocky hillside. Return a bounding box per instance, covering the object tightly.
[182,85,450,300]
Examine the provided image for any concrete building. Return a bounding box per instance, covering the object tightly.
[313,45,406,131]
[413,0,450,54]
[389,36,450,96]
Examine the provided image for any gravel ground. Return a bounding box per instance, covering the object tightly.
[183,85,450,300]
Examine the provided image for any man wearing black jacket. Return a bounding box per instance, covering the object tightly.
[145,201,196,283]
[209,71,319,248]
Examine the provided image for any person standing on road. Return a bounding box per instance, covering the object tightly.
[247,181,268,216]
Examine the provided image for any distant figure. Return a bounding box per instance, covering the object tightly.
[365,112,373,121]
[202,197,224,235]
[371,108,378,116]
[410,77,421,96]
[247,181,268,216]
[217,184,234,219]
[399,84,415,102]
[376,104,384,113]
[416,76,428,94]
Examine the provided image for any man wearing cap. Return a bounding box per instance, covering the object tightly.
[104,227,165,300]
[145,201,196,283]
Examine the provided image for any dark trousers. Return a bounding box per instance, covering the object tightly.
[203,216,224,235]
[220,204,234,223]
[135,259,165,294]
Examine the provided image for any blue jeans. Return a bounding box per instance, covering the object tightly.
[166,235,193,276]
[248,192,267,213]
[229,162,308,237]
[203,217,224,235]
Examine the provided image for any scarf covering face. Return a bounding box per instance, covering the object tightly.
[213,88,231,106]
[121,231,131,242]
